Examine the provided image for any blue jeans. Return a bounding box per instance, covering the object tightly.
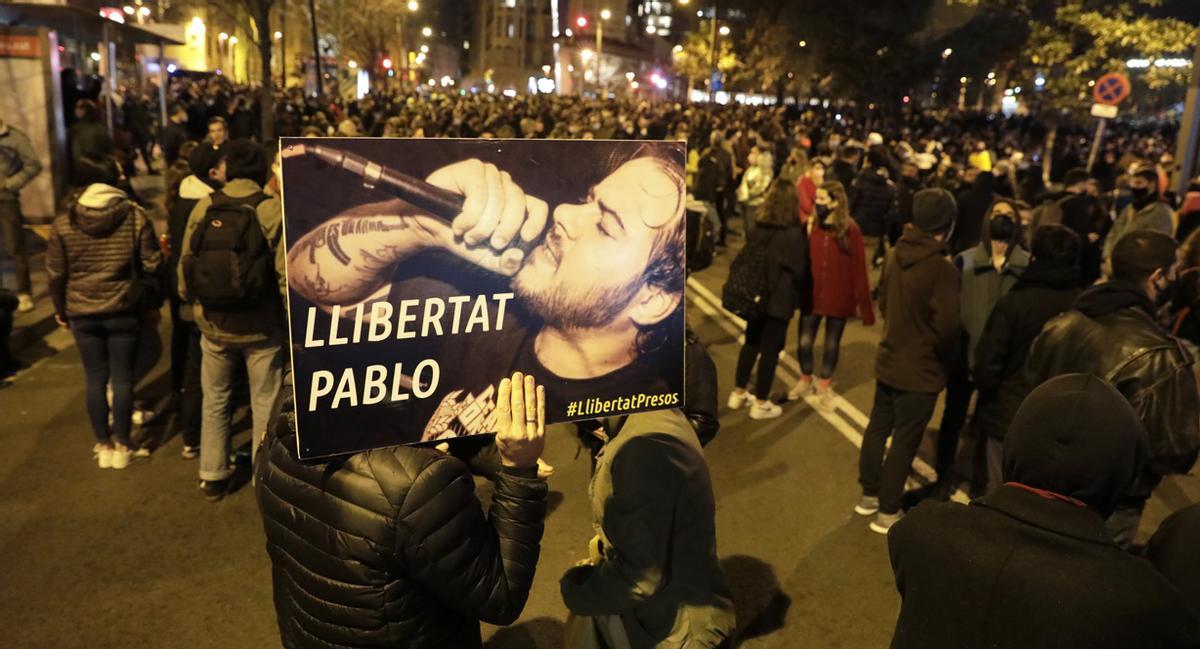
[72,315,140,446]
[199,335,283,482]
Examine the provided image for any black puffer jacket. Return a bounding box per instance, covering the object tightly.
[46,183,162,319]
[1028,281,1200,477]
[849,167,897,237]
[255,384,548,649]
[754,222,808,320]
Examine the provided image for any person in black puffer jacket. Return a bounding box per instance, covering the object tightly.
[255,370,549,649]
[1028,230,1200,548]
[849,151,897,266]
[46,158,163,469]
[727,179,808,420]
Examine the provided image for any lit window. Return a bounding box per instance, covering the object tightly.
[508,22,515,38]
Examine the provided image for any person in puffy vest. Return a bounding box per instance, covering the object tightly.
[178,139,286,500]
[256,370,549,649]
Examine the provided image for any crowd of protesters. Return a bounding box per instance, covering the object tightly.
[1,71,1199,648]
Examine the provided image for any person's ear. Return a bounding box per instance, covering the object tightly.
[629,282,681,328]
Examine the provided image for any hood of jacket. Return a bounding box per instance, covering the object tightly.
[894,228,947,270]
[179,174,216,200]
[1073,280,1155,319]
[1003,373,1145,518]
[1013,258,1080,292]
[71,183,132,236]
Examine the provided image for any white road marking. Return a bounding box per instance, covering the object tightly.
[687,277,943,488]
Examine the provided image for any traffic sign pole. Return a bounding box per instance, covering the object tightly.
[1174,27,1200,196]
[1087,117,1107,172]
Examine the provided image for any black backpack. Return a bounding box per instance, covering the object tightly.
[184,191,275,311]
[721,234,771,319]
[686,206,715,274]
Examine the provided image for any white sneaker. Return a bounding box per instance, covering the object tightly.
[869,511,903,535]
[854,495,880,516]
[109,445,131,470]
[748,398,783,420]
[727,390,751,410]
[97,445,113,469]
[16,293,33,313]
[786,379,814,402]
[814,384,837,413]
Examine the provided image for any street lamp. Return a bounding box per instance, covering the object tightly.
[407,0,418,11]
[348,59,357,69]
[218,32,228,41]
[601,8,611,20]
[942,48,953,59]
[798,40,806,48]
[718,25,730,36]
[420,44,429,53]
[274,31,282,40]
[422,26,432,37]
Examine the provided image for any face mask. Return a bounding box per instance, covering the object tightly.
[988,215,1015,242]
[814,204,832,225]
[1131,185,1155,207]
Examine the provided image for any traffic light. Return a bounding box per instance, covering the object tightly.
[382,57,393,70]
[576,16,588,29]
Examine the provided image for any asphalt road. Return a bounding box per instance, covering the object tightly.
[1,237,1197,649]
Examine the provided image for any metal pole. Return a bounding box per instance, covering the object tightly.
[157,39,168,127]
[596,16,602,97]
[102,21,115,136]
[708,1,718,102]
[1174,25,1200,196]
[1087,118,1107,172]
[280,3,287,88]
[308,0,324,98]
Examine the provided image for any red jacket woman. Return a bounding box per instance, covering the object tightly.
[809,217,875,323]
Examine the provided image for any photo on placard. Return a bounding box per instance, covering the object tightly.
[280,138,687,459]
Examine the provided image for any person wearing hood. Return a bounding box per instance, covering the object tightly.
[886,374,1200,649]
[949,167,997,256]
[165,145,224,460]
[857,189,961,534]
[1102,166,1173,265]
[1175,177,1200,245]
[561,408,735,648]
[1043,168,1108,285]
[1028,230,1200,547]
[972,225,1082,493]
[46,157,163,470]
[933,198,1030,498]
[848,149,897,266]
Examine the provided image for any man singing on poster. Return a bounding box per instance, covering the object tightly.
[286,144,686,445]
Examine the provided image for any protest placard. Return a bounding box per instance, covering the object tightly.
[280,138,686,458]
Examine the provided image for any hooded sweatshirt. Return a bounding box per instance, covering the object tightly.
[885,374,1200,649]
[46,183,163,318]
[876,228,961,392]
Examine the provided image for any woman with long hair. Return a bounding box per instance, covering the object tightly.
[727,179,809,419]
[788,180,874,410]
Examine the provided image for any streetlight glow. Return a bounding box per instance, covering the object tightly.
[229,36,238,45]
[273,31,282,40]
[123,5,134,14]
[673,44,683,53]
[407,0,418,11]
[382,57,393,69]
[718,25,730,36]
[646,24,657,34]
[601,9,611,20]
[348,60,357,69]
[420,44,429,53]
[581,48,594,63]
[798,40,807,48]
[942,48,953,58]
[576,16,588,29]
[138,6,150,16]
[218,32,228,41]
[960,76,967,83]
[626,71,635,81]
[422,26,432,37]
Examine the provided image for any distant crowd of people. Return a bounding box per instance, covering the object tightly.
[0,72,1197,648]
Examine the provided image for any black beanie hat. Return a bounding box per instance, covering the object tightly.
[912,188,956,234]
[1003,374,1145,518]
[222,139,268,183]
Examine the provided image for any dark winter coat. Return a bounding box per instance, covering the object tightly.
[954,228,1030,371]
[849,167,897,237]
[949,173,997,255]
[888,374,1200,649]
[46,184,162,320]
[757,222,808,320]
[972,260,1080,441]
[832,158,857,193]
[876,228,961,393]
[887,488,1200,649]
[255,382,548,649]
[0,125,42,201]
[808,220,874,323]
[1028,281,1200,481]
[1146,503,1200,615]
[68,118,114,169]
[167,175,214,304]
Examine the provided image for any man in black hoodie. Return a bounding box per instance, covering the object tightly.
[886,374,1199,649]
[972,225,1082,492]
[857,189,961,534]
[1028,230,1200,546]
